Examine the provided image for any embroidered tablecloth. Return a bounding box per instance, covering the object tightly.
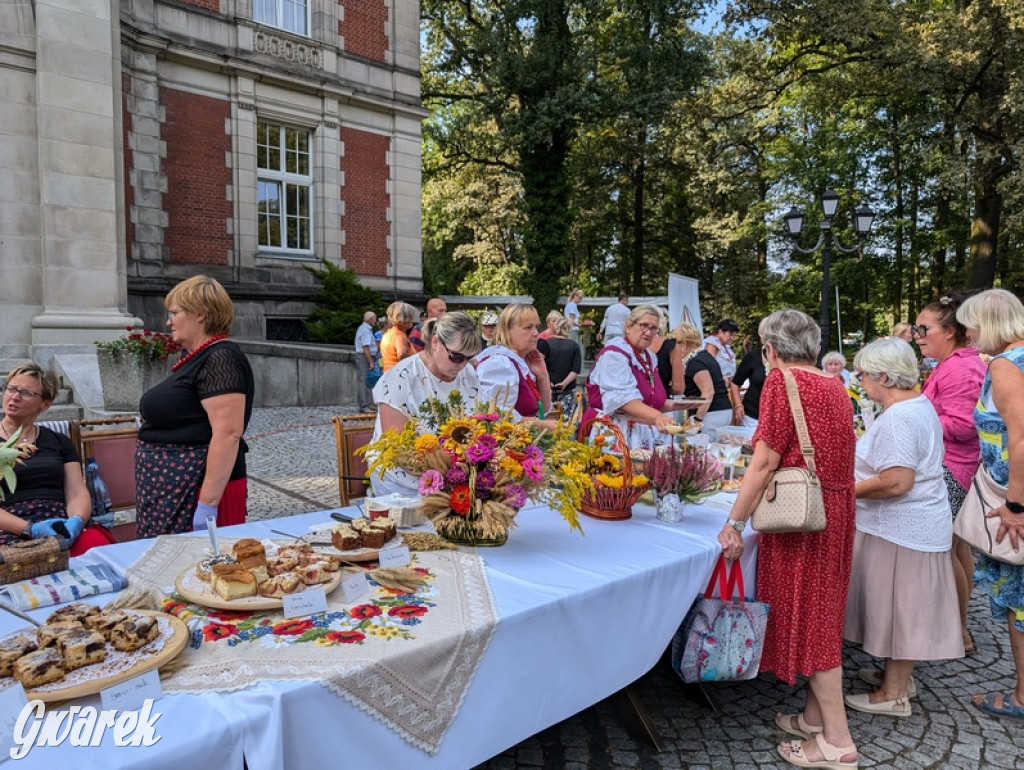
[126,536,497,754]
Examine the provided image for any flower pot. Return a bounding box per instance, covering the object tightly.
[97,350,173,411]
[655,492,687,523]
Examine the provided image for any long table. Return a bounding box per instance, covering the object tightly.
[1,501,757,769]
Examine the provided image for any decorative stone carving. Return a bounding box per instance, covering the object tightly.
[254,31,324,69]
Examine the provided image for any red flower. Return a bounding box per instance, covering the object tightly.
[162,600,188,616]
[326,630,366,644]
[202,622,238,641]
[209,609,253,622]
[388,604,428,619]
[350,604,382,620]
[412,567,430,577]
[450,484,472,515]
[272,618,314,636]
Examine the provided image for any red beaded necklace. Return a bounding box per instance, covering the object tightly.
[172,334,227,371]
[628,342,655,386]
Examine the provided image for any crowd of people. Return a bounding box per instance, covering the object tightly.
[3,282,1024,765]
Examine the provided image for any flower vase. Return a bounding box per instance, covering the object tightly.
[97,350,173,411]
[655,492,687,523]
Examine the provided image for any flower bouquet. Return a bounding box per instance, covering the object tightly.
[362,392,589,545]
[646,443,723,522]
[577,417,651,521]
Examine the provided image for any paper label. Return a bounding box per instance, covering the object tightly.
[0,683,29,762]
[281,585,328,619]
[340,570,369,603]
[100,669,163,712]
[377,544,411,568]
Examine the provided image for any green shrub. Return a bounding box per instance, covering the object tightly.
[303,260,384,344]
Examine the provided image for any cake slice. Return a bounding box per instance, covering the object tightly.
[330,524,360,551]
[196,554,237,582]
[0,635,39,677]
[211,568,257,600]
[359,526,386,550]
[37,621,84,649]
[232,538,267,569]
[267,554,299,576]
[57,629,107,670]
[110,614,159,652]
[84,610,131,641]
[258,573,302,598]
[46,602,100,626]
[13,648,66,689]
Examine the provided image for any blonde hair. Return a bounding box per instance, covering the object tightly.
[672,322,702,349]
[890,321,912,339]
[553,316,572,337]
[956,289,1024,355]
[545,310,562,327]
[165,275,234,336]
[386,301,417,326]
[493,303,540,349]
[4,362,58,402]
[625,304,660,329]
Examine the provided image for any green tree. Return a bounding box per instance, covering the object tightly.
[303,261,383,344]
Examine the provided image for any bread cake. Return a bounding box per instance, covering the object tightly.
[13,648,67,689]
[0,635,38,677]
[110,614,159,652]
[247,564,270,586]
[360,527,387,549]
[267,554,299,576]
[370,518,396,541]
[84,610,131,640]
[57,629,107,670]
[46,602,100,626]
[294,563,328,585]
[257,573,302,598]
[233,538,266,569]
[211,568,257,600]
[330,524,360,551]
[196,554,237,582]
[37,621,84,649]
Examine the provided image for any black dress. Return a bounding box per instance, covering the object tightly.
[656,338,676,394]
[733,348,767,419]
[683,350,732,413]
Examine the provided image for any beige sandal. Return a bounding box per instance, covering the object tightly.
[774,712,823,739]
[778,733,858,769]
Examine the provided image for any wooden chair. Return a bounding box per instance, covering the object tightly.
[331,414,376,507]
[78,416,141,511]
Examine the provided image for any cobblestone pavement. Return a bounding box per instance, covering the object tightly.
[245,407,1024,769]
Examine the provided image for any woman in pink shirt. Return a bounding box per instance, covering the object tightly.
[914,294,987,654]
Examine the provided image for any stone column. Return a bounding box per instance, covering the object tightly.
[30,0,140,349]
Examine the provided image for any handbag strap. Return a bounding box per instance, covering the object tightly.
[781,368,818,478]
[704,555,746,600]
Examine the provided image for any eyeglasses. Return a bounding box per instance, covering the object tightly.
[911,325,932,337]
[4,384,42,400]
[635,323,659,334]
[440,342,470,365]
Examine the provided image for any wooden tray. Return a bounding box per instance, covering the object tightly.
[175,566,343,611]
[2,610,188,704]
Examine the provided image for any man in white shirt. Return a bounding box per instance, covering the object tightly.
[564,289,584,358]
[597,294,630,343]
[354,310,378,412]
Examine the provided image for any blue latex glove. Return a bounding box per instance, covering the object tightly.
[62,516,85,544]
[30,519,67,539]
[193,501,218,531]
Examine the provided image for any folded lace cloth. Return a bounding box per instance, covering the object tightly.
[0,564,128,610]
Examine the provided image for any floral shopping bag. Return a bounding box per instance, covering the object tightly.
[671,555,769,683]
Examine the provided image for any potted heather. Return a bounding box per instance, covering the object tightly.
[95,328,182,411]
[645,443,723,522]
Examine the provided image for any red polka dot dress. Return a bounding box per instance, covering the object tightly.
[753,368,857,685]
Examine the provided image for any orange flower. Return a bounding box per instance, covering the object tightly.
[450,484,472,515]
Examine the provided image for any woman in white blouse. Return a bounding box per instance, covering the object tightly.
[369,312,482,496]
[586,305,685,450]
[476,303,557,426]
[843,337,962,718]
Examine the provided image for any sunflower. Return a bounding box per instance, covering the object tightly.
[439,417,481,447]
[592,454,621,473]
[594,473,624,489]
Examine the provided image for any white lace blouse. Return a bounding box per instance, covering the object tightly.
[589,337,669,451]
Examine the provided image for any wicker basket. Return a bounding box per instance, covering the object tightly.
[579,416,650,521]
[0,537,69,585]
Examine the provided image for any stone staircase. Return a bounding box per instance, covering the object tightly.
[0,359,84,422]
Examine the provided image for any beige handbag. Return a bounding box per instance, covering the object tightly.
[750,369,827,533]
[953,464,1024,565]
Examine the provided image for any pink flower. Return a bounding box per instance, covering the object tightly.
[445,464,468,485]
[505,484,527,509]
[466,441,495,463]
[522,459,543,482]
[524,445,543,462]
[474,413,500,422]
[418,469,444,495]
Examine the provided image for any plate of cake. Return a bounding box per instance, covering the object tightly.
[175,538,344,611]
[0,604,188,703]
[305,516,401,562]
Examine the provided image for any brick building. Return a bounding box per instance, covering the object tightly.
[0,0,424,361]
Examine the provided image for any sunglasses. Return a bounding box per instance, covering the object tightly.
[441,342,470,365]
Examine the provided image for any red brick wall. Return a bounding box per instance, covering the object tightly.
[122,75,134,254]
[176,0,221,11]
[339,1,388,62]
[161,88,232,265]
[340,128,391,276]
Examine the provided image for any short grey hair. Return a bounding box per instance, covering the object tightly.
[758,309,820,364]
[853,337,919,390]
[822,351,847,368]
[423,312,483,357]
[625,304,660,329]
[956,289,1024,355]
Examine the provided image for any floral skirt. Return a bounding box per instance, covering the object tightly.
[975,554,1024,633]
[135,441,208,539]
[943,466,968,520]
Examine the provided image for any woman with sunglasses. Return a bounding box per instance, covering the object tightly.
[369,312,482,496]
[912,294,986,655]
[0,363,109,555]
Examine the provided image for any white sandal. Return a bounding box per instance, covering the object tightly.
[778,733,858,769]
[774,712,823,739]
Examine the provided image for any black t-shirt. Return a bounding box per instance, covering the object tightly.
[0,427,78,504]
[656,338,676,394]
[684,350,731,412]
[733,348,767,419]
[139,342,255,480]
[538,337,582,395]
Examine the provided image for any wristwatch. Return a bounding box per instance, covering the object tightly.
[726,518,746,532]
[1007,500,1024,514]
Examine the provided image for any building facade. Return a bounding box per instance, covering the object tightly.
[0,0,424,361]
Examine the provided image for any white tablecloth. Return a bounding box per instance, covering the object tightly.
[0,502,756,770]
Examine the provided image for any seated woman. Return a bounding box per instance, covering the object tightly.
[585,305,685,450]
[476,304,558,427]
[379,301,417,373]
[843,337,963,717]
[0,363,108,556]
[538,316,582,416]
[370,312,482,496]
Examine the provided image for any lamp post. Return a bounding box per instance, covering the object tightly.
[783,189,875,356]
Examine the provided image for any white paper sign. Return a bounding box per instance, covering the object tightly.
[100,669,163,712]
[0,683,29,762]
[281,585,328,619]
[377,545,411,568]
[340,570,369,603]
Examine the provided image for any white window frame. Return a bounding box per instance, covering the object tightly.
[253,0,311,38]
[256,121,314,257]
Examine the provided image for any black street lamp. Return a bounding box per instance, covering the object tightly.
[783,189,875,356]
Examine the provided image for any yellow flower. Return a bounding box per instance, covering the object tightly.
[414,434,439,453]
[593,454,621,473]
[439,417,480,446]
[499,456,524,478]
[594,473,624,489]
[631,474,649,487]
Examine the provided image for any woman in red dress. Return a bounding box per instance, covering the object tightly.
[719,309,858,770]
